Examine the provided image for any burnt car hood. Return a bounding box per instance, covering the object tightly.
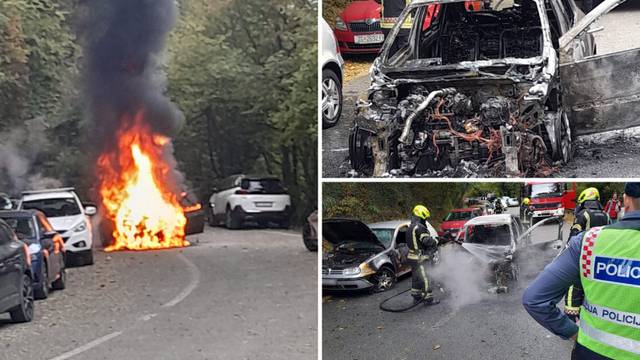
[323,218,385,248]
[324,251,376,270]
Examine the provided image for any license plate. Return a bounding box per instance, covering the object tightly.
[323,279,338,286]
[255,202,273,208]
[354,33,384,44]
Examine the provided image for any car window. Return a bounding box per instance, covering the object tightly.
[240,179,286,195]
[2,217,36,240]
[370,228,394,248]
[464,224,511,246]
[445,211,474,221]
[22,198,81,217]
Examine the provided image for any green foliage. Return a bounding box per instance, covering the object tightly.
[323,0,360,26]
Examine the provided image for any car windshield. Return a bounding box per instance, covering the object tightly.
[370,228,394,248]
[22,198,81,217]
[1,217,36,241]
[240,179,286,194]
[464,224,511,246]
[531,183,562,198]
[445,211,475,221]
[383,1,544,74]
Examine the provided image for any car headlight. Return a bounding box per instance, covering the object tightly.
[28,243,42,256]
[335,17,347,31]
[73,222,87,233]
[342,266,361,276]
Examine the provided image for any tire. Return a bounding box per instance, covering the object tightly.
[302,223,317,252]
[372,266,396,293]
[225,207,242,229]
[322,68,342,129]
[208,208,217,227]
[9,274,34,323]
[34,262,49,300]
[51,256,66,291]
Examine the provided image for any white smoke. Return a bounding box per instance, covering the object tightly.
[0,118,62,194]
[431,244,491,311]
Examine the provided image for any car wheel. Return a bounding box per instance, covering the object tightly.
[372,267,396,292]
[34,262,49,300]
[322,68,342,129]
[9,274,34,323]
[52,256,66,291]
[225,207,242,229]
[302,223,317,252]
[208,207,217,227]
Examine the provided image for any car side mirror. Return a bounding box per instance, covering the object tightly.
[41,237,54,249]
[85,206,97,216]
[587,25,604,34]
[212,187,218,193]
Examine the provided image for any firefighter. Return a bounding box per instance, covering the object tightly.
[406,205,439,304]
[523,183,640,359]
[520,197,531,221]
[565,187,610,322]
[375,0,413,54]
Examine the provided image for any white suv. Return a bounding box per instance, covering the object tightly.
[19,188,96,266]
[321,18,344,129]
[208,175,291,229]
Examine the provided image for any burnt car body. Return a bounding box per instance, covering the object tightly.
[445,213,562,292]
[180,192,205,235]
[349,0,639,177]
[322,219,438,292]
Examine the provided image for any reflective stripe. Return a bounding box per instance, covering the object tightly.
[580,320,640,355]
[585,211,591,230]
[412,227,419,253]
[567,286,575,307]
[583,299,640,329]
[420,263,429,293]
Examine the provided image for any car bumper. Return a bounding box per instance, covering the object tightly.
[237,206,291,222]
[532,208,565,218]
[60,228,93,253]
[322,275,374,290]
[334,29,384,54]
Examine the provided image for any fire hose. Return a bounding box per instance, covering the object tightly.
[379,288,427,313]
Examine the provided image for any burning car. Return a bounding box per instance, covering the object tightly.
[322,219,438,292]
[180,192,205,235]
[349,0,640,177]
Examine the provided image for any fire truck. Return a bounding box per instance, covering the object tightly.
[523,182,576,223]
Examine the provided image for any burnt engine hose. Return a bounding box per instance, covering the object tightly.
[379,288,428,313]
[398,87,457,145]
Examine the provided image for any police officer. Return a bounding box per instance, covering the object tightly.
[406,205,439,304]
[523,183,640,359]
[564,187,611,322]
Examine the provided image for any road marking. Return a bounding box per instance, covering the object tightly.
[49,331,122,360]
[329,148,348,152]
[259,230,300,238]
[161,253,200,308]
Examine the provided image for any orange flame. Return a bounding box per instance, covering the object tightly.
[97,113,188,251]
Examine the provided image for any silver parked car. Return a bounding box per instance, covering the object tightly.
[322,219,438,292]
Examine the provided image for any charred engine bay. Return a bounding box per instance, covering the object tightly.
[350,81,559,178]
[348,3,566,178]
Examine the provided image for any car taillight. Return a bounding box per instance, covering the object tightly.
[23,243,31,267]
[235,189,249,195]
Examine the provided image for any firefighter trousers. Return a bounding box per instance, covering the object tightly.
[410,259,432,300]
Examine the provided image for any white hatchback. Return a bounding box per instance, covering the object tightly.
[19,188,96,266]
[208,175,291,229]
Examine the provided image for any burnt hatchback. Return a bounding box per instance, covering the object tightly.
[349,0,640,177]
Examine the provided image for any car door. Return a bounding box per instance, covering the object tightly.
[0,223,22,302]
[393,225,410,275]
[558,0,640,135]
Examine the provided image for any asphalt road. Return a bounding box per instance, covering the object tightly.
[322,207,577,360]
[0,226,317,360]
[322,2,640,178]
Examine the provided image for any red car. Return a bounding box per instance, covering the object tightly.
[439,207,483,242]
[333,0,384,55]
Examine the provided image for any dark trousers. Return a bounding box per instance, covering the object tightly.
[571,342,612,360]
[410,259,432,300]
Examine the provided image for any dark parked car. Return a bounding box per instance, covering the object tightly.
[0,210,66,299]
[180,192,205,235]
[350,0,639,177]
[0,218,34,322]
[322,219,438,292]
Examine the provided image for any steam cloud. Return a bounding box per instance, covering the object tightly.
[431,245,490,311]
[81,0,185,190]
